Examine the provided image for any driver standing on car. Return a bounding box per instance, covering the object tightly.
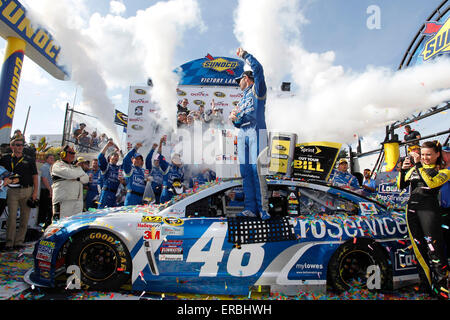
[229,48,270,220]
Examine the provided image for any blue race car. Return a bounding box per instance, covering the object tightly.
[25,178,418,295]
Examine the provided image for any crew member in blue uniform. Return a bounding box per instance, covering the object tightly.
[145,143,165,204]
[97,139,121,208]
[86,158,101,209]
[189,167,216,189]
[123,142,148,206]
[230,48,270,220]
[328,158,360,189]
[159,153,185,204]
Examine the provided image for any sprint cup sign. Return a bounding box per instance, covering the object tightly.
[293,142,342,181]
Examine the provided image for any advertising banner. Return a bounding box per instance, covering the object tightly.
[374,171,410,210]
[114,109,128,127]
[409,12,450,66]
[292,142,342,181]
[177,54,244,86]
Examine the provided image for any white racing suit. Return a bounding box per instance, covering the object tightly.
[51,160,89,219]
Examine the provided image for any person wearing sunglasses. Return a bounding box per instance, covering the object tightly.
[0,137,38,251]
[50,145,89,221]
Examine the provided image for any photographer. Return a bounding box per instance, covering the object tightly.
[51,145,89,220]
[0,137,38,251]
[397,140,450,299]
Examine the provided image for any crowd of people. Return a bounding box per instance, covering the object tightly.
[71,122,111,153]
[45,136,216,223]
[176,98,227,129]
[0,48,449,300]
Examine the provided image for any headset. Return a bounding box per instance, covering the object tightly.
[60,145,70,159]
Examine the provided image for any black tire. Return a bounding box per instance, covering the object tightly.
[66,229,132,290]
[327,238,392,293]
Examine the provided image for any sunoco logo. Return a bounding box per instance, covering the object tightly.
[203,56,238,74]
[421,17,450,61]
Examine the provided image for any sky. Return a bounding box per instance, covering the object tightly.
[5,0,450,153]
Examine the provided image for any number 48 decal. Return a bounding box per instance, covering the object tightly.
[186,222,265,277]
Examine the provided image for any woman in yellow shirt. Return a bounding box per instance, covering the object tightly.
[397,140,450,299]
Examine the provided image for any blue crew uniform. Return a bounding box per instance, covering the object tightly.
[328,169,361,189]
[232,51,270,220]
[123,148,146,206]
[145,148,164,204]
[189,169,216,189]
[159,155,185,204]
[86,168,101,209]
[98,153,121,208]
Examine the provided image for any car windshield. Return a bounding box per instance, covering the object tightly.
[155,180,222,211]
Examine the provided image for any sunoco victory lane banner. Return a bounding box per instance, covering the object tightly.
[293,142,342,181]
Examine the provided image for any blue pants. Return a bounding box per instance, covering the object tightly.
[160,187,173,204]
[237,126,267,214]
[98,190,117,209]
[124,192,143,206]
[152,183,162,204]
[86,190,98,209]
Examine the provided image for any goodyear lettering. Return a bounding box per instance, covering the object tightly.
[89,232,115,244]
[6,56,22,119]
[0,0,61,63]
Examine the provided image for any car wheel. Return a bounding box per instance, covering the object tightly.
[327,238,392,293]
[66,229,132,290]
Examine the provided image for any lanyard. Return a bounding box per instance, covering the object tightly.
[11,156,24,171]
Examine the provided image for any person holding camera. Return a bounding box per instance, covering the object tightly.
[397,140,450,299]
[51,145,89,220]
[0,137,38,250]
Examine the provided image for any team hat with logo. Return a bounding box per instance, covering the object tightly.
[234,70,254,84]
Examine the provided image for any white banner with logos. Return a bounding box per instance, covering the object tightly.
[126,86,240,178]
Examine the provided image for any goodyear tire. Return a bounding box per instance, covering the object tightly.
[66,230,132,290]
[327,238,392,293]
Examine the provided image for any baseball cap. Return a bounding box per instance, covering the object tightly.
[76,156,87,163]
[338,158,348,164]
[234,70,254,84]
[133,153,143,160]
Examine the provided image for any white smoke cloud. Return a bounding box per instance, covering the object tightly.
[22,0,204,143]
[233,0,450,144]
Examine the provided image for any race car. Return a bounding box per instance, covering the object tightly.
[25,177,419,295]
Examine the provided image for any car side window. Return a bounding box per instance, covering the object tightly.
[297,187,358,216]
[185,190,228,218]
